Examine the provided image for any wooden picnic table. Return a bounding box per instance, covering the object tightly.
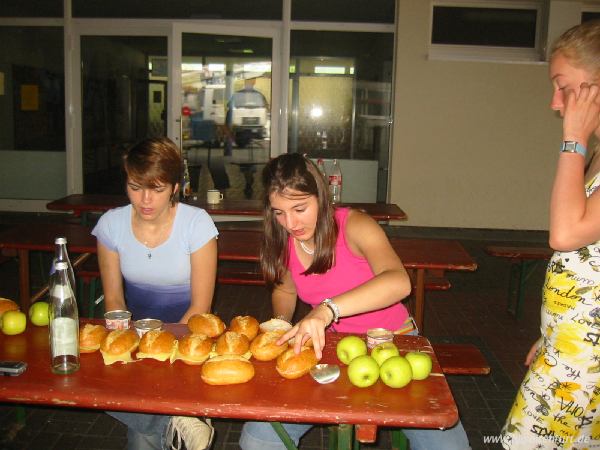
[0,319,459,449]
[46,194,408,223]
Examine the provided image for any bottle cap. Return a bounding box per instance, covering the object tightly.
[55,261,68,270]
[55,237,67,245]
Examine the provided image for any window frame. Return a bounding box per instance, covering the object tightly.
[428,0,546,64]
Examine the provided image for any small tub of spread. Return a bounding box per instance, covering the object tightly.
[134,318,163,337]
[366,328,394,349]
[104,310,132,330]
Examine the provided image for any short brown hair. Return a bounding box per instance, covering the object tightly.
[260,153,337,287]
[123,137,182,203]
[551,20,600,79]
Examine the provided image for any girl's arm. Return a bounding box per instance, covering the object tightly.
[550,83,600,250]
[271,269,298,322]
[97,241,127,313]
[180,238,218,324]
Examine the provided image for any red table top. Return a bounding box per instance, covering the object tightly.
[46,194,408,221]
[0,321,458,429]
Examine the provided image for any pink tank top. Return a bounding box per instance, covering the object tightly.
[288,207,409,333]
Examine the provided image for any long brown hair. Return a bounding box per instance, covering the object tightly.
[261,153,338,288]
[123,137,182,205]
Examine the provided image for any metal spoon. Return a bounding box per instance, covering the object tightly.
[310,364,340,384]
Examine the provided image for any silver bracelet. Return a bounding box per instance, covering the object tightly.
[321,298,340,323]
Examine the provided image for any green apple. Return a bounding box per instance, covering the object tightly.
[347,355,380,388]
[379,355,412,388]
[371,342,400,366]
[1,310,27,335]
[405,351,433,380]
[28,301,50,326]
[336,335,368,365]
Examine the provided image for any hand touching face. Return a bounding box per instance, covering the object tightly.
[550,52,600,143]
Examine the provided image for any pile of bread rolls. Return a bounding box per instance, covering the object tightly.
[79,314,319,385]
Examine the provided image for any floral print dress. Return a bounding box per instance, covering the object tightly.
[502,173,600,449]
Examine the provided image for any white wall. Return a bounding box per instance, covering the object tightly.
[390,0,564,230]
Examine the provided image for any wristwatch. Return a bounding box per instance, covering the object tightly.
[561,141,587,158]
[321,298,340,324]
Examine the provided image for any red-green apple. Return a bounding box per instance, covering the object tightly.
[379,355,412,388]
[405,351,433,380]
[1,310,27,335]
[28,301,50,326]
[336,335,368,365]
[347,354,380,387]
[371,342,400,366]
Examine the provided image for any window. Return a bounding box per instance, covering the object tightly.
[292,0,394,24]
[582,12,600,23]
[73,0,281,20]
[429,2,544,62]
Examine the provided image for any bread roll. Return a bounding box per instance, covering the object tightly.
[259,318,292,334]
[250,331,288,361]
[276,346,319,379]
[215,331,250,356]
[0,298,19,317]
[79,323,109,353]
[171,333,213,365]
[229,315,259,341]
[100,329,139,365]
[136,329,177,362]
[201,355,255,385]
[187,313,226,337]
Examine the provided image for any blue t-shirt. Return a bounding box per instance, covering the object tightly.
[92,203,218,322]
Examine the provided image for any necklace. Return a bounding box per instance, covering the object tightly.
[298,240,314,255]
[143,241,152,260]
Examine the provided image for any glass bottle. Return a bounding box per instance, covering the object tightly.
[328,159,343,204]
[51,237,76,292]
[49,261,80,375]
[182,159,192,200]
[317,158,327,181]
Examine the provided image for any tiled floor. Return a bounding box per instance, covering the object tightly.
[0,214,549,450]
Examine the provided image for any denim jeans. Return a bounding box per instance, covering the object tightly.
[239,329,471,450]
[107,411,170,450]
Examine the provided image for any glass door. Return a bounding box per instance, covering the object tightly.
[171,24,280,200]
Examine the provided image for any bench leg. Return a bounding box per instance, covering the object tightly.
[391,429,409,450]
[507,260,542,319]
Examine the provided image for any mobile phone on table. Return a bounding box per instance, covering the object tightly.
[0,361,27,376]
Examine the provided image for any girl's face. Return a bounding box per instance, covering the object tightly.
[550,51,597,118]
[126,177,176,222]
[269,189,319,242]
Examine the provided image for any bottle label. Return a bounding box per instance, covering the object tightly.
[329,175,342,186]
[50,317,78,357]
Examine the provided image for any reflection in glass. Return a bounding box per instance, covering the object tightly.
[181,33,272,200]
[289,31,393,202]
[0,27,64,152]
[81,36,167,194]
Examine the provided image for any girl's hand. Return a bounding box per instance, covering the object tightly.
[563,82,600,145]
[524,338,542,366]
[277,305,332,359]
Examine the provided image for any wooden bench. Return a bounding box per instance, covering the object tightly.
[485,245,553,319]
[431,343,490,375]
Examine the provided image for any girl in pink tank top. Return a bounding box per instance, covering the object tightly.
[259,153,412,358]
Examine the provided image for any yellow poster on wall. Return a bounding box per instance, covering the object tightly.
[21,84,39,111]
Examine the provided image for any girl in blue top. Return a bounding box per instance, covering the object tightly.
[92,137,218,450]
[93,137,218,324]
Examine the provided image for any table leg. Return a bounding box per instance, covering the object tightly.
[18,249,30,310]
[270,422,298,450]
[414,269,425,332]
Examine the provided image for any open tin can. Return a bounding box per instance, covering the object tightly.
[366,328,394,349]
[104,310,132,330]
[134,318,163,337]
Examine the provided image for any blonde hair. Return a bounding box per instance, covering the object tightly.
[551,20,600,79]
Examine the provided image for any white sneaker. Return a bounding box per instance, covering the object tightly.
[166,416,214,450]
